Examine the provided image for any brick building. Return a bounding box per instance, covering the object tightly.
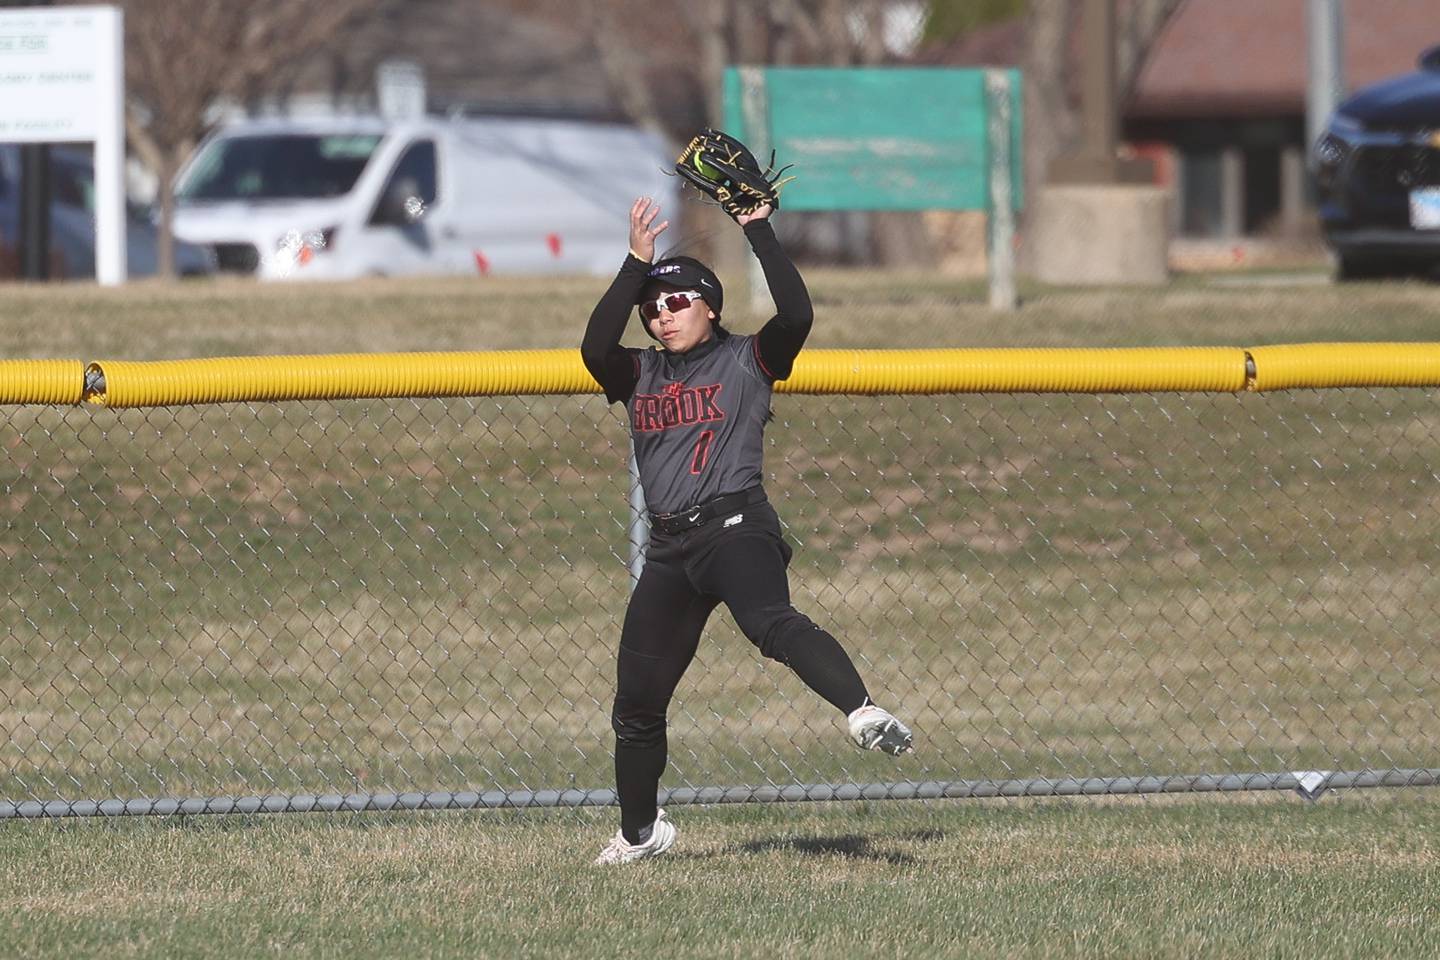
[926,0,1437,240]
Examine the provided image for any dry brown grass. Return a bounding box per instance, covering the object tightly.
[1,269,1440,811]
[2,264,1439,361]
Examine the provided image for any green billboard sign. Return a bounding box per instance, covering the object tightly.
[722,66,1023,213]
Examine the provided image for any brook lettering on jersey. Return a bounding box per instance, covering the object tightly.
[632,383,725,433]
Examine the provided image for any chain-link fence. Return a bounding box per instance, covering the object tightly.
[2,379,1439,817]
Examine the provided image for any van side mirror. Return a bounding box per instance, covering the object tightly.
[1420,45,1440,71]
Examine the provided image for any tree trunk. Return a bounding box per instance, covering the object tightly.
[154,152,182,280]
[1017,0,1185,271]
[1022,0,1080,213]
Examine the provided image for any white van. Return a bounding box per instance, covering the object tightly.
[170,114,679,280]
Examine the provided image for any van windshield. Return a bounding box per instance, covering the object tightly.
[177,134,383,201]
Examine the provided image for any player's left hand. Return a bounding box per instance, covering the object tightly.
[735,203,773,226]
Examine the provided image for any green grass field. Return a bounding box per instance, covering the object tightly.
[4,796,1440,959]
[4,267,1440,957]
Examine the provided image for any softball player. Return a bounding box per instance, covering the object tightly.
[581,197,913,866]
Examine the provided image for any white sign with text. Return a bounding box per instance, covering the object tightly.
[0,5,125,283]
[0,6,120,142]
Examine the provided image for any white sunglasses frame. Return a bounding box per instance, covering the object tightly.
[639,290,706,320]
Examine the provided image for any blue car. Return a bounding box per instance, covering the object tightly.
[1313,45,1440,280]
[0,144,214,279]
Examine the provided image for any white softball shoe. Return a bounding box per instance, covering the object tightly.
[594,809,677,865]
[847,702,914,756]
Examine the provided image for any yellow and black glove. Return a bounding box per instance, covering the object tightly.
[674,128,794,219]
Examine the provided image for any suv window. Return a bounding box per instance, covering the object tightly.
[51,156,94,212]
[0,147,94,210]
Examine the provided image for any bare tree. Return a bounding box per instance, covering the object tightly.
[1022,0,1186,211]
[489,0,1184,269]
[1118,0,1186,91]
[495,0,913,143]
[63,0,387,277]
[493,0,920,263]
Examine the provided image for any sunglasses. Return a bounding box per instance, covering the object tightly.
[639,291,705,321]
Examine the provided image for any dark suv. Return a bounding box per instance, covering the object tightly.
[1314,45,1440,280]
[0,145,214,279]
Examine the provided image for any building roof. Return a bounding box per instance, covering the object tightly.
[918,0,1438,119]
[916,16,1027,68]
[1131,0,1438,117]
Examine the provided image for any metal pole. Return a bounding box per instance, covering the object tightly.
[986,70,1017,312]
[1305,0,1345,161]
[627,441,647,590]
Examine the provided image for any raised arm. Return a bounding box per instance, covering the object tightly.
[581,198,669,404]
[742,208,814,381]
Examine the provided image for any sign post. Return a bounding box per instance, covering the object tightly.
[0,5,126,284]
[985,70,1017,311]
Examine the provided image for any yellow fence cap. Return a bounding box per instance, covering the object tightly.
[782,348,1249,394]
[0,359,85,405]
[87,351,599,408]
[1248,342,1440,391]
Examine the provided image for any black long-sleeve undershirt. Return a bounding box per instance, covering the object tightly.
[580,253,649,404]
[745,219,814,381]
[580,219,814,405]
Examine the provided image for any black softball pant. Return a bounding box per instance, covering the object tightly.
[610,498,870,842]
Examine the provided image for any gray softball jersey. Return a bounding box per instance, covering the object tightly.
[580,220,814,516]
[628,334,772,515]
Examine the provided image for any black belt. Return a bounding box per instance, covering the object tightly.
[648,486,766,535]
